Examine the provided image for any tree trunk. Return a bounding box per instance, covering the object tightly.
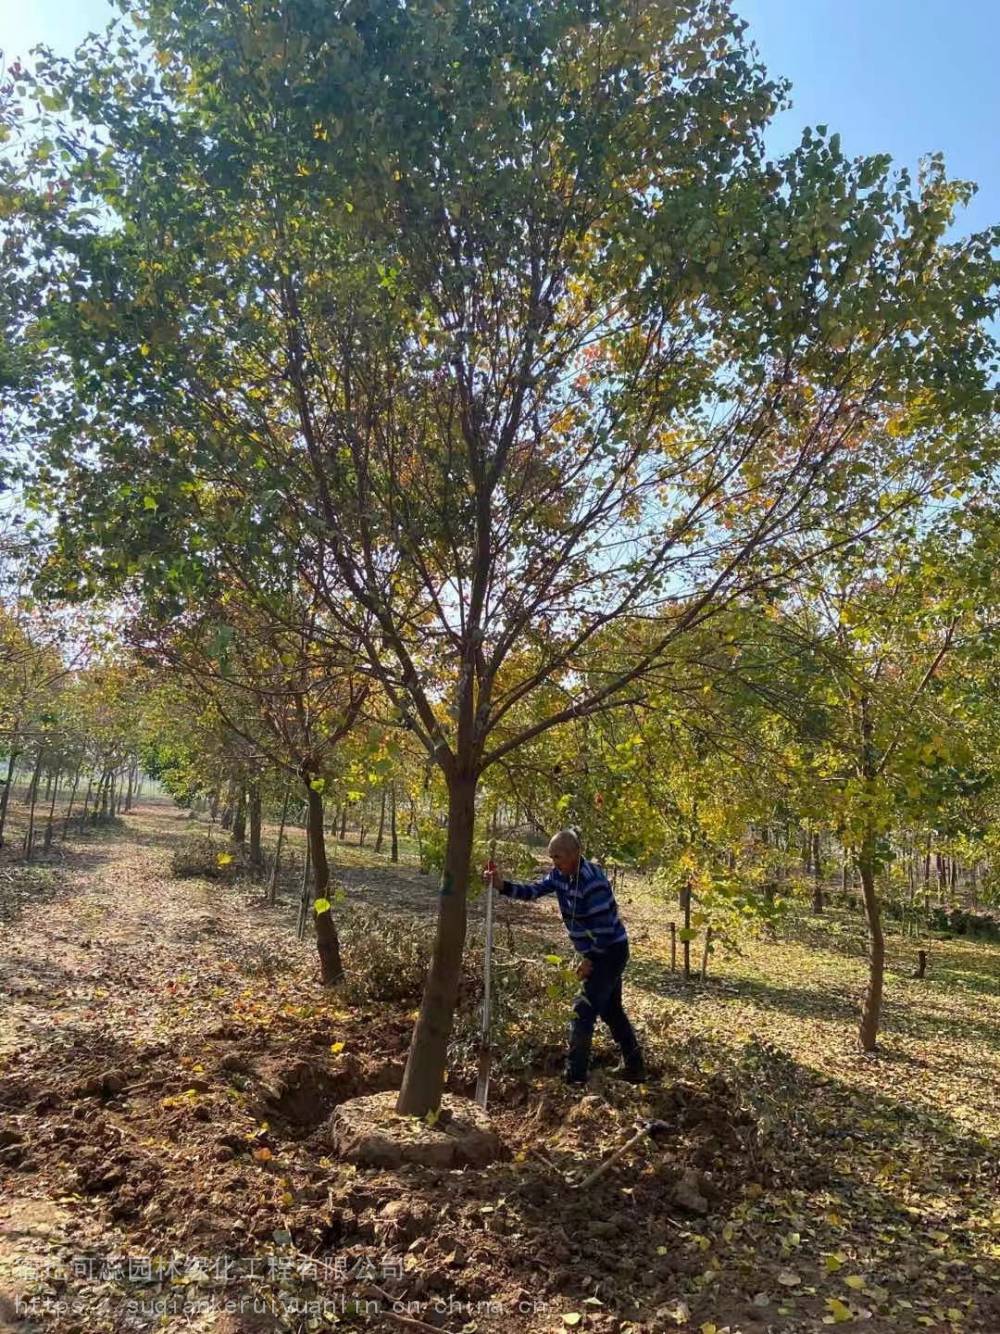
[397,775,475,1116]
[375,787,387,853]
[857,831,885,1051]
[62,767,82,839]
[231,787,247,844]
[22,758,40,807]
[24,752,43,858]
[124,764,134,814]
[682,879,692,980]
[0,736,19,848]
[390,784,399,863]
[43,771,62,852]
[306,784,344,984]
[80,774,94,826]
[268,785,291,906]
[296,837,313,940]
[248,782,263,871]
[811,832,824,914]
[339,805,347,841]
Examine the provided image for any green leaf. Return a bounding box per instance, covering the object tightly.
[314,897,331,914]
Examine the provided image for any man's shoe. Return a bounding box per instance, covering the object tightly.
[563,1070,588,1088]
[614,1051,647,1084]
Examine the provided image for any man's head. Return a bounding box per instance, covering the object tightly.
[548,829,582,875]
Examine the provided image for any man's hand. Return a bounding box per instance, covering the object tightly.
[576,957,593,980]
[484,863,503,891]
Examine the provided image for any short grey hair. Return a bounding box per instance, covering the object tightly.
[547,829,581,857]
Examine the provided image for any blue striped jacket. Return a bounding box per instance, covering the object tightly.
[500,857,628,956]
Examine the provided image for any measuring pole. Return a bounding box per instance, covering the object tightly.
[475,852,497,1109]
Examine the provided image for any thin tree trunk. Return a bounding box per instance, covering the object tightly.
[296,838,313,940]
[80,774,94,827]
[811,832,824,914]
[43,771,62,852]
[858,694,885,1053]
[682,879,692,980]
[231,787,247,845]
[248,781,263,871]
[858,830,885,1051]
[24,752,43,858]
[268,785,291,906]
[306,784,343,984]
[374,787,387,853]
[220,778,237,830]
[397,775,475,1116]
[0,736,19,848]
[22,757,41,807]
[390,784,399,864]
[339,805,347,841]
[62,766,82,839]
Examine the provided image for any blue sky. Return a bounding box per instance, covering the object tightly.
[4,0,998,239]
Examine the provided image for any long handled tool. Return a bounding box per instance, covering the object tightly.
[572,1118,670,1190]
[474,853,497,1110]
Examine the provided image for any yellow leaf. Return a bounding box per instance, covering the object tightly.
[700,1325,718,1334]
[563,1317,582,1328]
[314,897,331,915]
[844,1276,866,1291]
[824,1253,845,1273]
[217,852,233,866]
[330,1041,344,1053]
[825,1298,852,1324]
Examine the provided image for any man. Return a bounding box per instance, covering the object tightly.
[485,829,646,1086]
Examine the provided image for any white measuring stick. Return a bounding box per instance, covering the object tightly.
[474,864,496,1109]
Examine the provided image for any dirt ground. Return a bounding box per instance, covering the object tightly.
[0,804,997,1334]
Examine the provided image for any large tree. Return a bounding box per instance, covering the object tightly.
[13,0,999,1110]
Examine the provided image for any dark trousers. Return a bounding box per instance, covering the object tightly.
[567,940,640,1078]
